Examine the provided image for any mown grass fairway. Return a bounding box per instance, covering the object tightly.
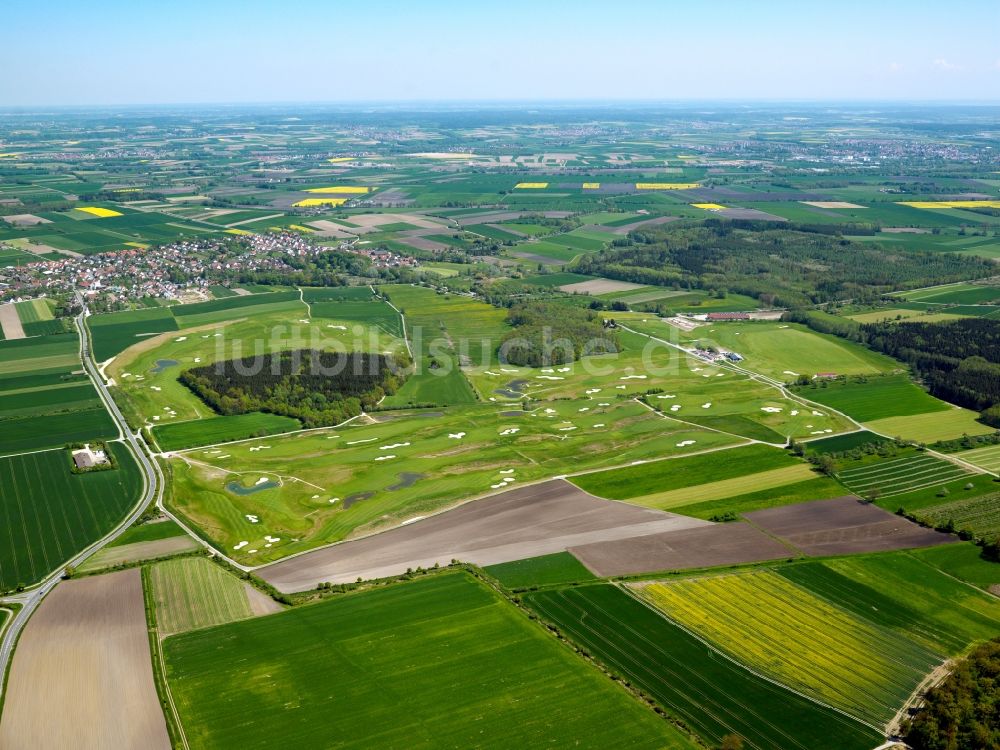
[163,573,689,749]
[635,571,941,727]
[686,322,897,380]
[525,584,880,750]
[149,557,259,636]
[795,374,950,422]
[168,400,735,563]
[0,445,143,590]
[152,413,301,452]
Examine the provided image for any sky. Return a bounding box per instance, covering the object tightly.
[3,0,999,106]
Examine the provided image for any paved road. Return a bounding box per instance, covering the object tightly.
[0,304,161,702]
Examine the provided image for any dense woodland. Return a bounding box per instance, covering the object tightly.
[180,350,406,428]
[499,302,618,367]
[575,223,992,308]
[787,313,1000,426]
[903,637,1000,750]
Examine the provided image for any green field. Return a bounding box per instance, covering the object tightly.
[779,554,1000,656]
[688,322,897,380]
[915,492,1000,539]
[865,409,993,443]
[954,443,1000,473]
[0,407,117,454]
[379,284,508,406]
[803,429,894,454]
[525,584,880,750]
[910,543,1000,590]
[151,413,301,452]
[836,453,971,499]
[571,443,795,501]
[0,445,143,590]
[485,551,597,589]
[107,519,187,547]
[163,573,689,749]
[795,375,950,422]
[637,571,941,727]
[675,475,849,520]
[149,556,260,636]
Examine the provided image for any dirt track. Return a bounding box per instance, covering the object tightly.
[0,570,170,750]
[259,479,708,591]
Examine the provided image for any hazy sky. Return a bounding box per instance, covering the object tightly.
[3,0,999,105]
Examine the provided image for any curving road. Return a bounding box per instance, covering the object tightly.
[0,303,161,702]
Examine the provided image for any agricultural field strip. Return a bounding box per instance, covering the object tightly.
[955,445,1000,473]
[837,455,971,496]
[529,588,824,747]
[636,572,941,728]
[525,585,879,750]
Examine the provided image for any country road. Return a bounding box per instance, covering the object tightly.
[0,303,162,702]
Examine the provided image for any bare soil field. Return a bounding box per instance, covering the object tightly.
[398,236,450,252]
[1,213,51,226]
[258,479,707,591]
[0,570,170,750]
[559,279,646,295]
[569,522,792,577]
[305,220,357,239]
[0,303,25,340]
[744,496,956,555]
[348,212,448,230]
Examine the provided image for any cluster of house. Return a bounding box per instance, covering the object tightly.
[0,232,352,305]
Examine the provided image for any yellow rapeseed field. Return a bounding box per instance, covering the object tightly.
[635,182,700,190]
[691,203,726,210]
[288,224,314,232]
[514,182,549,189]
[901,200,1000,209]
[224,228,254,236]
[327,157,353,163]
[305,186,370,194]
[635,571,937,727]
[76,206,123,218]
[292,198,348,207]
[582,182,600,189]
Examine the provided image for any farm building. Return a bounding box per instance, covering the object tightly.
[706,312,751,322]
[71,444,109,470]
